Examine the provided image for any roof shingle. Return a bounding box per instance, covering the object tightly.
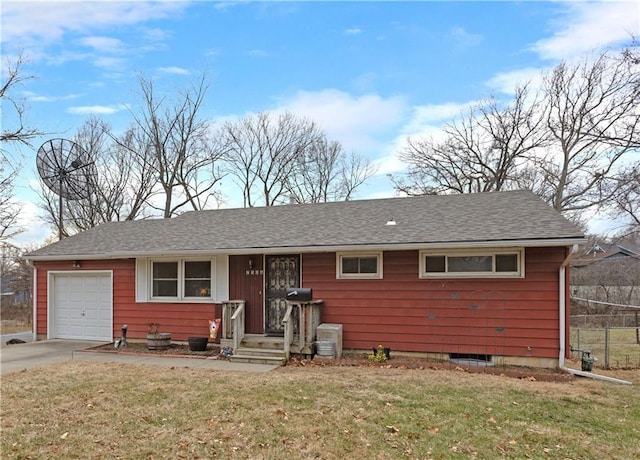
[26,190,584,259]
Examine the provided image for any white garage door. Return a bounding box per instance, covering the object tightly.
[51,272,113,341]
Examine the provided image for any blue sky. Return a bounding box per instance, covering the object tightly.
[2,0,639,245]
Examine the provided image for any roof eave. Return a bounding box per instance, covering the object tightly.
[24,236,585,261]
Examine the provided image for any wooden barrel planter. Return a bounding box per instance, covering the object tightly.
[188,336,209,352]
[147,332,172,351]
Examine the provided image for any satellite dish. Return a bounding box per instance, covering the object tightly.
[36,138,98,240]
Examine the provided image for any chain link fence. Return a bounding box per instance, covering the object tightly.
[569,326,640,369]
[571,313,640,328]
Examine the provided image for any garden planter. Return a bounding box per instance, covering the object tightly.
[147,332,172,351]
[188,336,209,352]
[372,347,391,360]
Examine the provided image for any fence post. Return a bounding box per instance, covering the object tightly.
[636,311,639,345]
[604,324,610,370]
[576,328,581,351]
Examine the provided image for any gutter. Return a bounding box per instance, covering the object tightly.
[559,244,632,385]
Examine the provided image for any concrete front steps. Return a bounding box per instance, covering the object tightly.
[229,335,287,365]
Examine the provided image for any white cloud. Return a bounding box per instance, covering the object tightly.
[530,1,639,61]
[486,67,546,96]
[9,200,53,248]
[1,1,188,56]
[449,26,482,48]
[402,102,470,136]
[371,100,476,177]
[80,36,125,53]
[92,56,128,70]
[67,105,124,115]
[247,49,269,58]
[157,66,191,75]
[276,89,407,152]
[24,91,82,103]
[345,28,363,36]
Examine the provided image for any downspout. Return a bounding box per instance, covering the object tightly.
[559,244,632,385]
[29,261,37,342]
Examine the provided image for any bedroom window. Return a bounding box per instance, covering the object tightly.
[151,259,213,299]
[420,249,523,278]
[337,252,383,279]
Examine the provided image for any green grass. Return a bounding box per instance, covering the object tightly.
[570,327,640,368]
[1,361,639,459]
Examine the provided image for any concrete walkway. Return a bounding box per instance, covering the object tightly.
[0,340,280,375]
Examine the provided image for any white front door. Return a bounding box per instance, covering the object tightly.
[51,272,113,341]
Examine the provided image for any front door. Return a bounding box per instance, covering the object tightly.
[229,255,264,334]
[265,255,300,335]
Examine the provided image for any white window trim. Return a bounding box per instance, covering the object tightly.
[336,251,383,279]
[419,248,525,279]
[149,258,216,302]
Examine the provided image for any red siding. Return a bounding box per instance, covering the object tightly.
[33,260,220,341]
[34,246,568,360]
[303,247,566,359]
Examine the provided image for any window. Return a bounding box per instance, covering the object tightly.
[152,262,178,297]
[420,249,523,278]
[150,259,213,300]
[337,252,383,279]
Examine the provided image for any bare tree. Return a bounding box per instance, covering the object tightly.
[393,85,545,195]
[338,151,377,201]
[220,112,322,207]
[0,164,19,241]
[0,242,33,307]
[1,54,45,241]
[572,256,640,311]
[128,75,223,217]
[1,55,43,146]
[532,51,640,213]
[609,161,640,238]
[286,138,376,203]
[622,34,639,66]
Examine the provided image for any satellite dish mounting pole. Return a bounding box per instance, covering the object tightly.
[58,176,64,241]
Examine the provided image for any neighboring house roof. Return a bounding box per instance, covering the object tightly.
[572,243,640,268]
[25,190,584,260]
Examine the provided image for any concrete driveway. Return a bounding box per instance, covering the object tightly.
[0,339,106,375]
[0,340,280,375]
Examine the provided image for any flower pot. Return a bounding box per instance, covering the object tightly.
[188,336,209,352]
[147,332,171,351]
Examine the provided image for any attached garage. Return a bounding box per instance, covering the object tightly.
[49,271,113,341]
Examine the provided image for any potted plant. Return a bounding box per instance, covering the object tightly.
[146,322,172,351]
[188,336,209,351]
[369,344,391,362]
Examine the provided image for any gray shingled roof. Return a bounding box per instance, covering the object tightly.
[25,190,584,260]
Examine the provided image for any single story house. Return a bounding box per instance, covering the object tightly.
[25,190,584,368]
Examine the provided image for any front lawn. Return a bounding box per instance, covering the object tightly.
[1,362,638,459]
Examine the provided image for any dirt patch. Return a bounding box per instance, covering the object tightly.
[89,341,223,358]
[289,355,574,382]
[88,341,573,382]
